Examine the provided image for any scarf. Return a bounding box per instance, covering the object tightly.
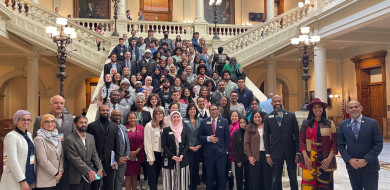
[37,128,60,149]
[169,111,183,142]
[102,82,114,99]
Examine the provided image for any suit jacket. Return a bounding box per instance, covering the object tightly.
[243,129,261,161]
[198,108,210,119]
[33,112,74,139]
[87,120,121,167]
[122,58,137,76]
[183,118,202,146]
[118,124,131,158]
[34,135,64,188]
[198,117,230,158]
[337,116,383,171]
[84,7,96,18]
[234,129,248,163]
[264,110,299,159]
[161,127,190,169]
[104,62,123,77]
[0,131,32,189]
[64,132,103,184]
[108,102,129,125]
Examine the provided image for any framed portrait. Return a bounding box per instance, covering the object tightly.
[204,0,235,24]
[74,0,111,19]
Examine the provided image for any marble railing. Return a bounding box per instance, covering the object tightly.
[2,0,109,74]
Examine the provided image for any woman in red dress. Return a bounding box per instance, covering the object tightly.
[125,112,145,190]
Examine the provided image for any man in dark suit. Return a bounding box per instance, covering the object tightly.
[64,115,103,190]
[32,95,74,190]
[110,110,130,190]
[84,2,96,18]
[264,95,299,190]
[104,54,123,77]
[128,38,140,67]
[122,51,137,76]
[198,104,230,190]
[338,101,383,190]
[87,104,120,190]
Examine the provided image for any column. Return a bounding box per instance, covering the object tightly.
[195,0,206,22]
[267,59,277,95]
[335,59,344,116]
[27,57,39,126]
[297,67,304,108]
[0,95,5,120]
[183,0,191,21]
[117,0,126,19]
[267,0,275,20]
[314,43,327,103]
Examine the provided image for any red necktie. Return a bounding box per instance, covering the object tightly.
[212,119,216,135]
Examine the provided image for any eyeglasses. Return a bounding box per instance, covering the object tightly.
[44,120,56,124]
[19,118,32,123]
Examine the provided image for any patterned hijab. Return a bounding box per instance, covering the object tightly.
[37,114,60,149]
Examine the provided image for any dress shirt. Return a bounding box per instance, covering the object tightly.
[258,128,265,151]
[350,114,363,131]
[207,116,219,142]
[76,130,86,146]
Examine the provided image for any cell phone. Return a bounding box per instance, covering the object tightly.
[95,174,100,180]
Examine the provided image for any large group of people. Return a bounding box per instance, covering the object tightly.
[0,29,384,190]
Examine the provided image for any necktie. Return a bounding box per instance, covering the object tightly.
[212,119,216,135]
[352,120,359,140]
[118,126,125,145]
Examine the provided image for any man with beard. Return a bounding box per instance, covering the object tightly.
[264,95,299,190]
[87,104,120,190]
[138,49,158,76]
[157,78,172,111]
[64,115,103,190]
[118,79,133,112]
[110,110,130,190]
[159,31,174,51]
[104,53,123,77]
[211,81,226,106]
[108,90,128,125]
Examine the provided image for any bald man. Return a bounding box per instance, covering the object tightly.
[33,95,74,190]
[338,101,383,190]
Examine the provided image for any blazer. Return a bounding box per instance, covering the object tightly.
[243,128,261,161]
[127,124,145,162]
[33,112,75,139]
[264,110,299,159]
[0,131,33,189]
[198,117,230,158]
[133,110,152,127]
[64,132,103,184]
[34,135,64,188]
[87,120,121,167]
[337,116,383,171]
[128,45,140,62]
[183,117,202,146]
[144,122,163,161]
[108,102,129,125]
[104,62,123,77]
[122,58,137,76]
[161,127,190,169]
[233,129,248,163]
[118,124,131,158]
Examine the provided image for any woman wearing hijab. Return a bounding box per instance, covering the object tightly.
[0,110,36,190]
[34,114,64,190]
[151,66,162,88]
[166,64,178,85]
[161,111,190,190]
[97,73,118,106]
[299,98,337,189]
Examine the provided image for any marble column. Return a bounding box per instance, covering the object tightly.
[335,59,344,116]
[117,0,126,19]
[183,0,191,21]
[195,0,206,22]
[267,59,277,95]
[27,57,39,125]
[314,43,327,103]
[267,0,275,20]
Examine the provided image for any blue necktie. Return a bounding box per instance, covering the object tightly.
[118,126,125,145]
[352,120,359,140]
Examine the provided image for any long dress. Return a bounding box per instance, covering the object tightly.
[299,121,337,190]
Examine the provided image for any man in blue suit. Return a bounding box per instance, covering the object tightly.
[198,104,230,190]
[338,100,383,190]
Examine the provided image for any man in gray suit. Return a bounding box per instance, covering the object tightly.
[64,115,103,190]
[111,109,130,190]
[108,90,129,125]
[32,95,74,190]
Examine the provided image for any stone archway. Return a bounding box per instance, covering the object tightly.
[257,72,293,110]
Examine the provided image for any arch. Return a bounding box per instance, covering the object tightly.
[256,72,295,94]
[0,70,27,95]
[65,71,97,96]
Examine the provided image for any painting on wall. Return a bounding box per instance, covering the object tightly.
[75,0,110,19]
[204,0,235,24]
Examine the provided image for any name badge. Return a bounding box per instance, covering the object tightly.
[184,120,189,123]
[219,126,223,128]
[169,132,174,135]
[206,121,212,124]
[30,155,35,165]
[120,52,123,56]
[269,115,274,118]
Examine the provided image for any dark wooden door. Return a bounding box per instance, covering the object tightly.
[370,84,385,132]
[140,0,172,21]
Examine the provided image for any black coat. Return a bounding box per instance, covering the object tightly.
[161,127,190,169]
[104,62,123,77]
[264,110,299,159]
[232,128,248,163]
[87,120,121,167]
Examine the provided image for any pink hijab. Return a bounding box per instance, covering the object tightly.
[169,111,183,142]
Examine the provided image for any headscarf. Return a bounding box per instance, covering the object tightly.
[37,114,60,149]
[168,64,177,78]
[169,111,183,142]
[13,110,31,125]
[152,66,162,81]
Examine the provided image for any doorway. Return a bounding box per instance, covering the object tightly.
[140,0,173,21]
[351,51,387,133]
